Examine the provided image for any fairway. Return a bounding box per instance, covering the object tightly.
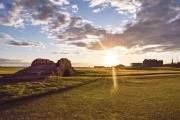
[0,67,180,120]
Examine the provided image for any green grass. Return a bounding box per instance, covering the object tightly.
[0,67,24,78]
[0,67,24,74]
[0,76,99,104]
[0,67,180,120]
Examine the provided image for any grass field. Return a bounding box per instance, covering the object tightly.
[0,67,180,120]
[0,68,24,78]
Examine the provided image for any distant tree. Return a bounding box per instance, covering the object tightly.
[115,64,125,68]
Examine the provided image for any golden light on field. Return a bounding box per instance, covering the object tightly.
[104,54,118,66]
[112,67,118,91]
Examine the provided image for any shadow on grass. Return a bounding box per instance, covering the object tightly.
[0,78,99,109]
[0,74,12,77]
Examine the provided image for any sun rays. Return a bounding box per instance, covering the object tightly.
[112,67,118,91]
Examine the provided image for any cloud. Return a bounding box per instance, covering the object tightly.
[80,0,180,53]
[93,8,104,13]
[49,0,69,6]
[70,42,88,47]
[119,0,180,52]
[1,0,179,54]
[8,40,45,48]
[52,51,80,54]
[86,0,141,16]
[0,58,30,67]
[0,0,71,27]
[0,33,14,41]
[0,3,24,27]
[0,3,4,9]
[0,33,45,48]
[92,3,109,13]
[46,0,180,54]
[72,4,78,13]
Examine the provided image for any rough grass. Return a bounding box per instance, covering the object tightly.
[0,67,180,120]
[0,76,99,104]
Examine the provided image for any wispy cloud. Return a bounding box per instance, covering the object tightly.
[8,40,45,48]
[0,33,14,41]
[93,8,104,13]
[72,4,78,13]
[52,51,80,55]
[0,58,30,67]
[0,3,4,9]
[0,33,45,48]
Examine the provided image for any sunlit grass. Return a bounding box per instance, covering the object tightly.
[0,76,99,104]
[112,67,118,91]
[0,67,24,74]
[0,67,24,78]
[0,67,180,119]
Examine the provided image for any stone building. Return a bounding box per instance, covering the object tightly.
[131,63,143,67]
[143,59,163,67]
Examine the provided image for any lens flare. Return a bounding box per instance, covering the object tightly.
[112,67,118,91]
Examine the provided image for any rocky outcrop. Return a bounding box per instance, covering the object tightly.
[52,58,75,76]
[1,58,75,82]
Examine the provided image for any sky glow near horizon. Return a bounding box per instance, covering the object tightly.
[0,0,179,67]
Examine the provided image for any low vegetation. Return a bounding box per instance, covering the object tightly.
[0,67,180,119]
[0,68,92,103]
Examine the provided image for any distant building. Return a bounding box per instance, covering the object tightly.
[94,66,105,68]
[165,60,180,67]
[143,59,163,67]
[115,64,125,68]
[131,63,143,67]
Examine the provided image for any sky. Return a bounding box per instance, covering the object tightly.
[0,0,180,67]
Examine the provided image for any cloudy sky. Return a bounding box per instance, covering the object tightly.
[0,0,179,67]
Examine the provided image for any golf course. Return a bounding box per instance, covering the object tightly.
[0,67,180,120]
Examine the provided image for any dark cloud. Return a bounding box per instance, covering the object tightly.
[8,40,45,48]
[69,17,83,27]
[120,0,180,52]
[0,0,70,27]
[53,21,107,42]
[83,0,180,53]
[70,42,88,47]
[0,58,30,67]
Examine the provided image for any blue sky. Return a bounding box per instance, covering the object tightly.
[0,0,179,66]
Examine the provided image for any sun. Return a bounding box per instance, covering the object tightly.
[104,54,118,66]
